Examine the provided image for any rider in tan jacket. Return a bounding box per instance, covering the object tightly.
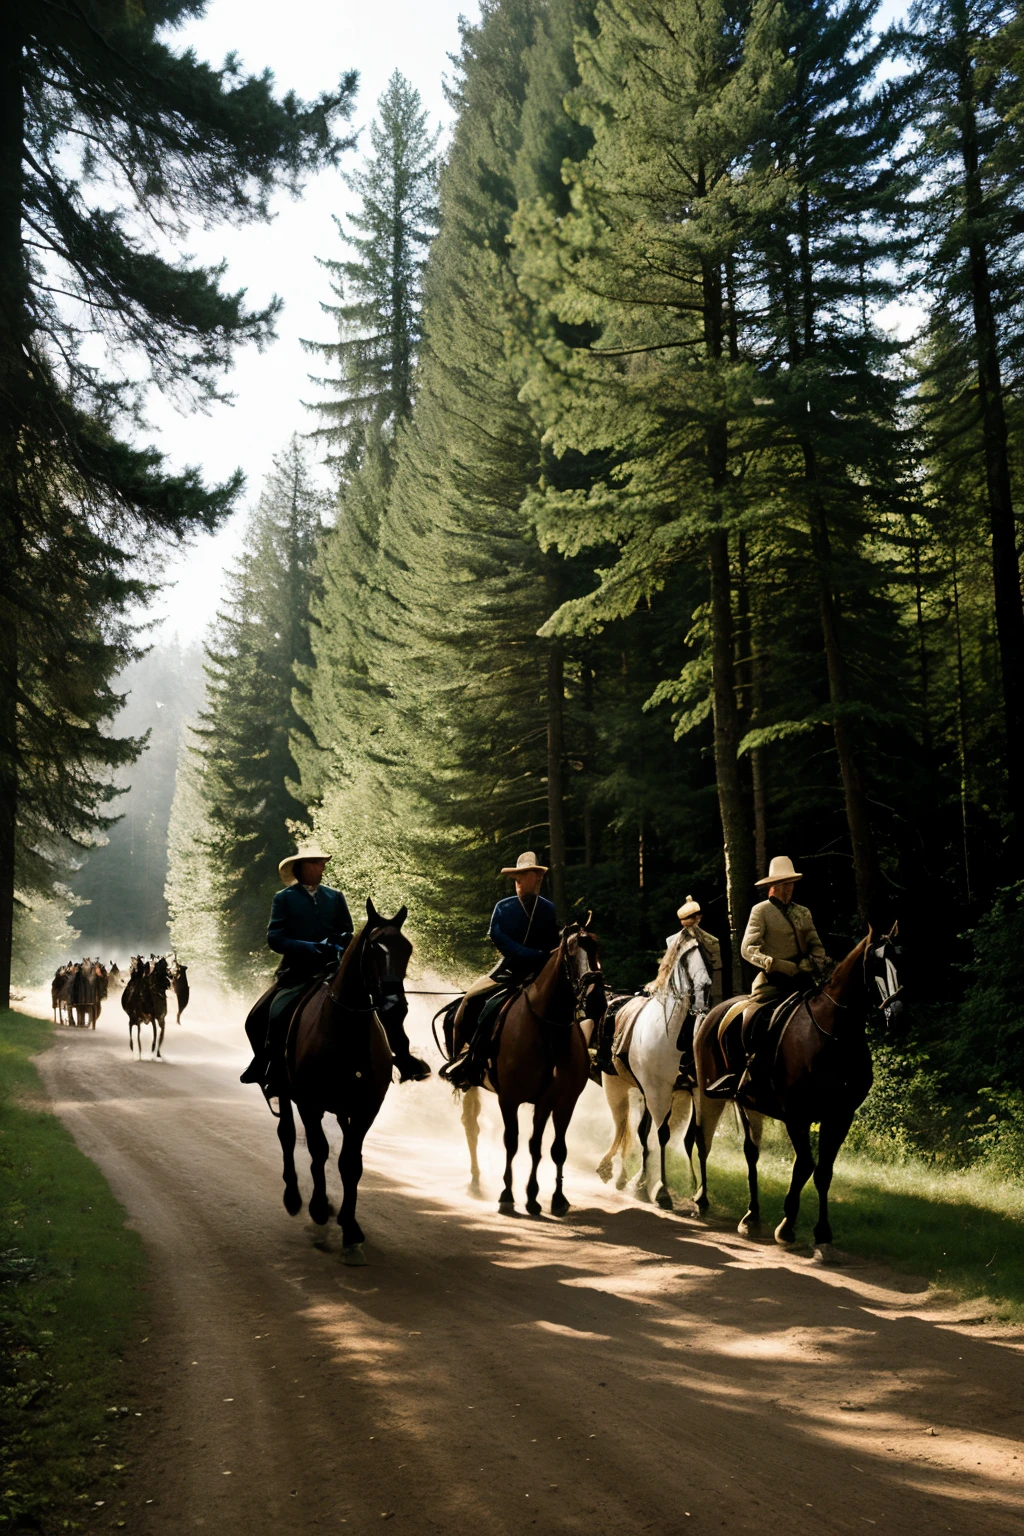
[741,855,829,1003]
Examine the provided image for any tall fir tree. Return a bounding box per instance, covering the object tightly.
[0,0,355,1005]
[195,439,328,982]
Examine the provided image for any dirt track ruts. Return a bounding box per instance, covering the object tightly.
[33,994,1024,1535]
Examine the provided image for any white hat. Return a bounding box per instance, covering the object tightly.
[501,850,549,878]
[755,854,803,888]
[279,843,333,887]
[677,894,701,921]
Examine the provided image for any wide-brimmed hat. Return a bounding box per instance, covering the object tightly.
[279,843,333,887]
[755,854,803,888]
[501,850,548,878]
[677,894,702,922]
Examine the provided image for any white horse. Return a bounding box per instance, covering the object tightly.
[601,933,714,1210]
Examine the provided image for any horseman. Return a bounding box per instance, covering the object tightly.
[740,854,829,1005]
[241,843,430,1091]
[441,851,560,1090]
[668,895,723,1006]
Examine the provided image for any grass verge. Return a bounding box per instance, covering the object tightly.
[663,1115,1024,1323]
[1,1009,146,1533]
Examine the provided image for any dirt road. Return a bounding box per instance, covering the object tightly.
[34,992,1024,1535]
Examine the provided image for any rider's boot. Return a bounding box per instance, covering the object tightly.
[380,1012,431,1083]
[240,1052,266,1085]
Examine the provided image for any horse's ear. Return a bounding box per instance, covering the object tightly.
[393,905,408,928]
[366,896,379,922]
[583,909,593,930]
[882,919,899,943]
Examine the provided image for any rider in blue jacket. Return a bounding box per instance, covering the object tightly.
[441,851,560,1088]
[241,844,429,1087]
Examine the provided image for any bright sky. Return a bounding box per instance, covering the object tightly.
[146,0,477,643]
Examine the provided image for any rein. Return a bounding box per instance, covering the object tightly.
[525,938,601,1028]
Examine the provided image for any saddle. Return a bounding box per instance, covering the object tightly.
[438,985,516,1090]
[607,992,648,1082]
[705,991,805,1101]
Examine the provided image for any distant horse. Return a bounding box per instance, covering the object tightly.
[70,959,104,1029]
[171,961,189,1024]
[276,899,412,1264]
[144,957,171,1057]
[121,957,148,1056]
[454,920,606,1217]
[691,930,903,1258]
[51,966,69,1025]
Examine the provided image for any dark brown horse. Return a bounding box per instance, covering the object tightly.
[689,930,903,1259]
[171,961,189,1024]
[277,899,412,1265]
[474,920,606,1217]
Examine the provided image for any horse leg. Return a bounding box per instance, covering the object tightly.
[550,1100,573,1218]
[155,1019,164,1059]
[811,1109,855,1262]
[337,1120,369,1262]
[631,1103,653,1201]
[525,1103,550,1216]
[597,1073,630,1187]
[498,1098,519,1213]
[277,1095,303,1216]
[299,1106,332,1225]
[775,1118,816,1247]
[691,1092,725,1215]
[654,1113,674,1211]
[737,1107,764,1237]
[461,1087,483,1198]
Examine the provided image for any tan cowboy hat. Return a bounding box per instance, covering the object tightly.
[500,850,549,878]
[677,894,702,922]
[279,843,333,886]
[755,854,803,888]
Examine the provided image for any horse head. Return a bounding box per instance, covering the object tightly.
[863,922,904,1028]
[562,917,606,1023]
[353,902,413,1023]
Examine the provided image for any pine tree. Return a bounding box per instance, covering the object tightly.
[513,0,790,974]
[303,71,439,474]
[195,439,328,982]
[0,1,355,1005]
[902,0,1024,844]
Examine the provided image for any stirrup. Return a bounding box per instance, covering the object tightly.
[704,1073,739,1098]
[397,1055,432,1083]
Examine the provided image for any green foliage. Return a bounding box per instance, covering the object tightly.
[1,0,356,1004]
[192,439,328,986]
[0,1011,146,1528]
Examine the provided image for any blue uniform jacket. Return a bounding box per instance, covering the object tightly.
[267,883,353,983]
[489,894,560,978]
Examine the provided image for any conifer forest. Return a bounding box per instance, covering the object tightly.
[6,0,1024,1164]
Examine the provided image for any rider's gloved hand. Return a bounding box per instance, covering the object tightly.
[797,957,815,974]
[771,958,799,977]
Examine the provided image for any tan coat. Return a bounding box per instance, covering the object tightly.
[741,899,827,997]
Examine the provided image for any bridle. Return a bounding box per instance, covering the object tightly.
[526,927,603,1027]
[332,925,408,1018]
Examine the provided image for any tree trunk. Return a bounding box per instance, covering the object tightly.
[709,527,753,987]
[805,452,878,926]
[953,21,1024,838]
[546,640,568,923]
[703,243,752,987]
[0,21,25,1009]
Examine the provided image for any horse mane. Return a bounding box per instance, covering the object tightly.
[337,923,369,986]
[653,933,684,992]
[829,932,872,992]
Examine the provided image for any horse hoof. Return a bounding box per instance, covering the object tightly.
[655,1188,674,1212]
[774,1221,796,1247]
[498,1197,515,1215]
[283,1186,303,1217]
[308,1196,331,1226]
[812,1243,838,1265]
[551,1195,570,1218]
[596,1162,613,1184]
[737,1219,762,1239]
[614,1171,628,1191]
[342,1243,368,1267]
[526,1199,542,1216]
